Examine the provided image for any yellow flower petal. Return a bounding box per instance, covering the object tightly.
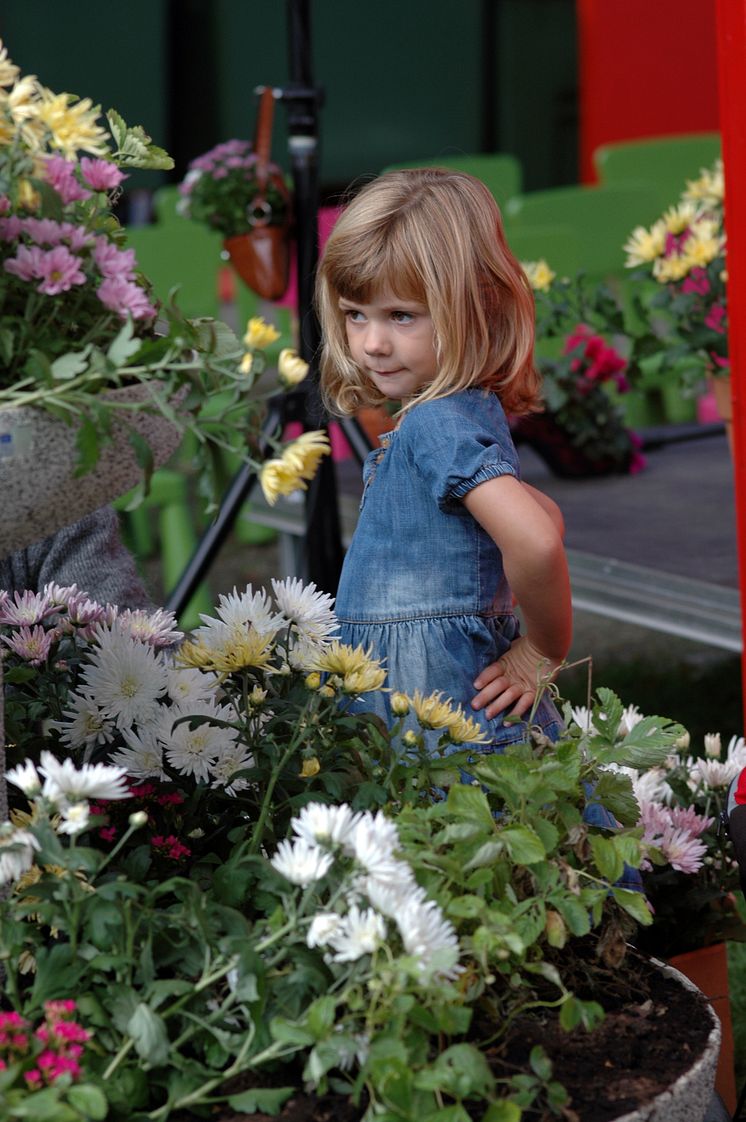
[243,316,281,351]
[300,757,321,778]
[37,88,108,157]
[522,259,555,292]
[278,347,309,388]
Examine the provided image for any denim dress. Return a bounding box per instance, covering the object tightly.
[335,388,563,751]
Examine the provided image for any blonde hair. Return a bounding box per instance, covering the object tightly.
[316,167,541,417]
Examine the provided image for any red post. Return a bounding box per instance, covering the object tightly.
[716,0,746,728]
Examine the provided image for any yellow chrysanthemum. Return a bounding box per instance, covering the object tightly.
[179,628,273,675]
[661,200,698,235]
[278,347,310,388]
[623,221,666,267]
[314,641,387,694]
[299,757,321,778]
[447,711,490,745]
[259,430,331,506]
[652,255,692,284]
[37,87,108,157]
[683,159,724,209]
[0,41,20,88]
[0,75,43,150]
[681,229,723,270]
[390,691,410,716]
[17,178,40,211]
[522,259,555,292]
[243,316,281,351]
[408,689,461,731]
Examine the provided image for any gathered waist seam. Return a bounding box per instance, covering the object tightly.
[336,609,518,626]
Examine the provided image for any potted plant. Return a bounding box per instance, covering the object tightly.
[622,159,728,442]
[0,42,313,554]
[0,580,725,1121]
[177,89,292,300]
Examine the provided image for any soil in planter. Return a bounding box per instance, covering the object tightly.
[175,951,713,1122]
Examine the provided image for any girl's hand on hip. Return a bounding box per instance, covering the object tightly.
[470,636,560,720]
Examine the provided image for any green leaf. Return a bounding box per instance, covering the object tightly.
[500,825,546,865]
[126,1003,169,1066]
[107,318,141,365]
[589,835,624,883]
[554,895,591,937]
[481,1104,522,1122]
[464,839,505,870]
[73,416,103,477]
[228,1087,295,1114]
[529,1044,553,1081]
[51,346,92,381]
[446,783,494,830]
[67,1084,108,1120]
[559,995,605,1032]
[0,326,14,364]
[414,1043,495,1099]
[269,1015,315,1047]
[612,886,653,926]
[306,994,336,1039]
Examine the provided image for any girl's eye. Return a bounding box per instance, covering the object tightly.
[392,310,414,324]
[344,309,365,323]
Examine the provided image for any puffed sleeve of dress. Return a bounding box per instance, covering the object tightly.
[396,390,521,510]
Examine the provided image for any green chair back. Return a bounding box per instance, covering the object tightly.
[125,185,224,320]
[503,183,663,282]
[382,153,523,208]
[504,224,581,279]
[593,133,721,211]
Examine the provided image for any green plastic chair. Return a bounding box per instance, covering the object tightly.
[382,153,523,208]
[503,183,663,282]
[503,224,581,279]
[125,185,224,320]
[593,133,721,212]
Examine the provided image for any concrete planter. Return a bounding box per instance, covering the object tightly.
[0,384,183,556]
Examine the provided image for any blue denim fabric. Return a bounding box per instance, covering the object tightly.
[336,388,563,749]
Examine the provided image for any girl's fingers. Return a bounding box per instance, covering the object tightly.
[472,661,505,690]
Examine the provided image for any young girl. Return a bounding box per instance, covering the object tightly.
[316,167,571,748]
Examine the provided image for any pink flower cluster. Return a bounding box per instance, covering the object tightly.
[0,208,155,318]
[0,1001,90,1088]
[564,324,630,394]
[639,800,714,875]
[44,154,126,204]
[180,138,253,191]
[151,833,192,861]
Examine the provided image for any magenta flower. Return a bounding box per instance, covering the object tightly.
[0,215,26,240]
[705,303,727,333]
[80,157,126,191]
[93,239,137,279]
[681,266,711,296]
[58,222,94,251]
[35,245,87,295]
[22,217,67,246]
[44,155,91,205]
[4,243,45,281]
[2,624,55,665]
[97,275,156,320]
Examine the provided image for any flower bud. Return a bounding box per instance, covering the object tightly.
[390,692,410,716]
[402,730,419,748]
[128,810,148,830]
[243,316,280,351]
[278,348,309,388]
[299,757,320,778]
[704,732,721,758]
[305,671,322,691]
[318,685,336,699]
[673,730,691,752]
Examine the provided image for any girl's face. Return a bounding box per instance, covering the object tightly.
[338,289,438,404]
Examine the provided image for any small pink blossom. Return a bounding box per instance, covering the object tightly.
[97,275,156,320]
[681,266,711,296]
[0,196,10,214]
[705,303,727,333]
[0,590,55,626]
[4,243,46,282]
[2,624,56,665]
[0,214,26,240]
[80,157,126,191]
[24,1069,42,1087]
[44,156,91,205]
[93,239,137,279]
[22,217,67,246]
[35,245,87,296]
[58,222,94,251]
[116,607,183,648]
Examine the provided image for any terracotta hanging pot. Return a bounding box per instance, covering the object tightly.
[223,224,291,302]
[0,383,183,557]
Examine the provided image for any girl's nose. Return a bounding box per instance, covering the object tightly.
[363,321,391,355]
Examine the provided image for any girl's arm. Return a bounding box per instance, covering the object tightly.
[463,475,572,719]
[522,482,565,539]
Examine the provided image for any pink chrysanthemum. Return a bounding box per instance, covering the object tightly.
[97,275,156,320]
[22,217,67,246]
[1,624,56,666]
[44,155,91,205]
[4,243,45,281]
[93,239,137,279]
[80,157,126,191]
[35,245,87,296]
[0,589,56,626]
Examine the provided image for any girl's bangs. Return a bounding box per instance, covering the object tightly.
[330,231,428,306]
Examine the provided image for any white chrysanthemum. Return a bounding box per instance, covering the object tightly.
[116,607,183,648]
[569,706,595,733]
[201,585,282,637]
[5,759,41,796]
[362,875,429,919]
[39,752,130,805]
[726,735,746,768]
[620,704,644,734]
[307,911,344,948]
[690,756,741,789]
[348,812,414,885]
[287,633,328,672]
[110,724,167,780]
[270,837,334,886]
[326,905,386,963]
[271,577,337,645]
[632,767,674,806]
[56,690,116,749]
[292,802,363,849]
[209,744,255,795]
[0,824,40,886]
[159,700,238,784]
[58,801,91,836]
[81,623,168,729]
[396,898,462,979]
[164,664,218,706]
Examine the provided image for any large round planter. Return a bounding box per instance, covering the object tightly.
[0,384,183,557]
